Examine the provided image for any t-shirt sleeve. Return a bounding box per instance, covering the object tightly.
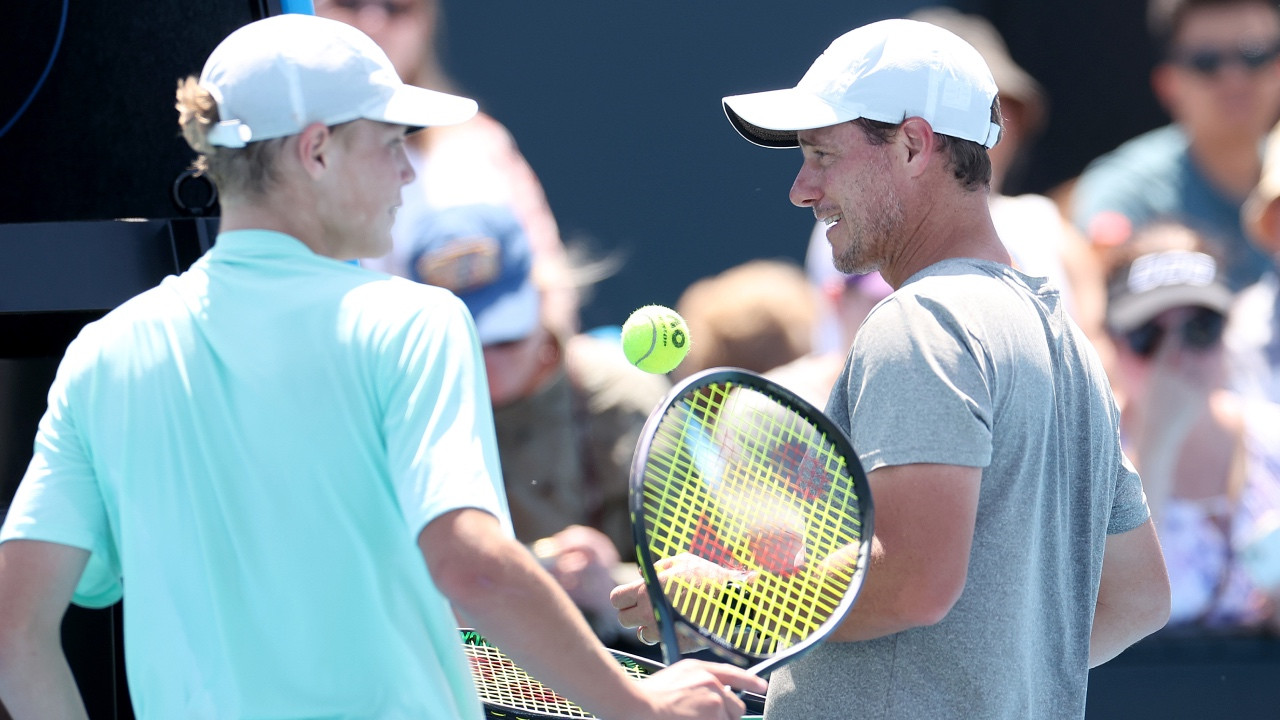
[380,293,512,538]
[1106,448,1150,535]
[843,293,993,472]
[0,338,123,608]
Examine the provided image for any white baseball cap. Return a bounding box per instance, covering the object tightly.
[200,14,478,148]
[723,19,1002,149]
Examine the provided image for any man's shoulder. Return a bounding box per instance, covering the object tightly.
[344,273,467,315]
[896,259,1020,298]
[82,276,189,334]
[870,261,1047,340]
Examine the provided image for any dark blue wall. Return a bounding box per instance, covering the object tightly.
[436,1,1164,331]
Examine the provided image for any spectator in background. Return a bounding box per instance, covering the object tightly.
[313,0,579,338]
[670,259,820,384]
[1104,221,1280,633]
[1229,119,1280,610]
[1234,118,1280,404]
[407,204,670,654]
[805,229,895,357]
[1072,0,1280,292]
[770,239,894,408]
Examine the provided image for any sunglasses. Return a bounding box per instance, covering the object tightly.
[1169,40,1280,76]
[1122,307,1226,359]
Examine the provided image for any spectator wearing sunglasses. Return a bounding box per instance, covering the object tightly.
[1105,221,1280,633]
[1071,0,1280,293]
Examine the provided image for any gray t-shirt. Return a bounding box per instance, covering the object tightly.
[765,259,1148,720]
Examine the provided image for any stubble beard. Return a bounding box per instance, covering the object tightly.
[831,188,905,276]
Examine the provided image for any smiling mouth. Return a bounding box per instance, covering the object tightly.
[821,214,842,228]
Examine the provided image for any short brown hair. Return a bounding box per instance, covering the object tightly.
[850,96,1002,191]
[175,76,288,197]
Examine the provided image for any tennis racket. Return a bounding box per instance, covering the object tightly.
[459,628,764,719]
[630,368,873,676]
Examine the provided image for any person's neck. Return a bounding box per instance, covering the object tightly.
[881,187,1011,288]
[1187,128,1264,201]
[218,197,332,258]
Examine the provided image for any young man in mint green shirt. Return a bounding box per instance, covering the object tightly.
[0,14,764,719]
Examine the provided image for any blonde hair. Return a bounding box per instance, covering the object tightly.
[175,76,288,197]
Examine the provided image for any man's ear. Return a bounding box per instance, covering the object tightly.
[295,121,333,179]
[898,117,935,176]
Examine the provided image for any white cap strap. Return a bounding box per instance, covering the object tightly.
[983,121,1002,149]
[206,119,252,149]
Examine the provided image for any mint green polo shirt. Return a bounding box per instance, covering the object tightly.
[1,230,509,719]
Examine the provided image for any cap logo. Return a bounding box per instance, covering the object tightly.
[415,235,501,294]
[1127,251,1217,293]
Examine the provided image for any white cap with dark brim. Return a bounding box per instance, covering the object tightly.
[723,19,1002,149]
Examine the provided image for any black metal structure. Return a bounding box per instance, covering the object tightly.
[1,2,286,717]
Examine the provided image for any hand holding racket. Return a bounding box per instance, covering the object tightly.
[616,368,873,676]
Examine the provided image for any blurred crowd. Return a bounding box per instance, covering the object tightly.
[318,0,1280,644]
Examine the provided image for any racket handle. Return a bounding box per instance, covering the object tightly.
[741,689,767,715]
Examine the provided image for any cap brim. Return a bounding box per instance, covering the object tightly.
[723,88,850,148]
[1108,284,1234,333]
[379,85,478,131]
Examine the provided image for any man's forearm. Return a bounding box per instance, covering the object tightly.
[1088,597,1161,668]
[1090,520,1171,667]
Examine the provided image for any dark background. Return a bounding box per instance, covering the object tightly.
[0,0,1168,328]
[433,0,1165,330]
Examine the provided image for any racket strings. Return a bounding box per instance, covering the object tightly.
[461,631,659,719]
[464,641,591,717]
[642,380,868,659]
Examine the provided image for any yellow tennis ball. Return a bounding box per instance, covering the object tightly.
[621,305,691,374]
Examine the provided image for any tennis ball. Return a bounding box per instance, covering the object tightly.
[621,305,691,374]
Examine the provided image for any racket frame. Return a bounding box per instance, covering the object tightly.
[629,367,874,676]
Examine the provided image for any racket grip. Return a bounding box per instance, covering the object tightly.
[741,689,767,715]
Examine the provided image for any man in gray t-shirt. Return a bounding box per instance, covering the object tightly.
[768,259,1151,717]
[613,18,1172,720]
